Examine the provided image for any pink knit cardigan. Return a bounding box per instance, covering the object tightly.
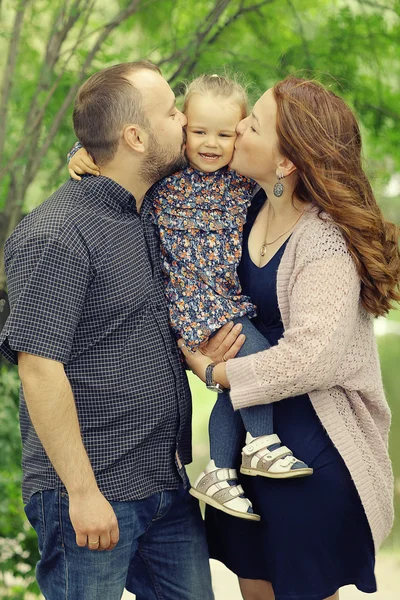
[226,207,394,550]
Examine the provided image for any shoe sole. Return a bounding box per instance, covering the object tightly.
[189,488,261,521]
[240,467,314,479]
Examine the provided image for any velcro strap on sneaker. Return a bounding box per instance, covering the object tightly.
[242,433,281,456]
[267,446,293,461]
[213,486,244,504]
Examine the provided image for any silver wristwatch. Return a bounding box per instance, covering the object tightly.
[205,363,225,393]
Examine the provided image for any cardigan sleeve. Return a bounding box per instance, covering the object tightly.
[226,225,361,410]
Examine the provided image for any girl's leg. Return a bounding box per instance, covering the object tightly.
[194,395,258,520]
[231,317,312,478]
[232,317,273,438]
[209,391,245,467]
[209,316,270,467]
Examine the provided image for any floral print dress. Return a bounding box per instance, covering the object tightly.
[151,166,256,349]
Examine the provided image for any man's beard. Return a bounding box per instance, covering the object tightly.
[140,128,188,185]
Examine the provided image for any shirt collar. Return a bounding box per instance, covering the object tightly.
[79,175,138,214]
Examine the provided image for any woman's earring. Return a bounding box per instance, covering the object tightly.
[273,173,285,197]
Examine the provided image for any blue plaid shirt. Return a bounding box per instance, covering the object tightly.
[0,175,192,503]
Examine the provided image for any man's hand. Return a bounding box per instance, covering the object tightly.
[18,353,119,551]
[199,321,245,362]
[69,488,119,551]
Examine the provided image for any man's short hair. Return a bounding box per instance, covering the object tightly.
[73,60,161,165]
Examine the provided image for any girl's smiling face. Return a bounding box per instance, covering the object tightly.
[184,94,243,173]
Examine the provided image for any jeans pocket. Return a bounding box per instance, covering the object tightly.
[24,491,46,555]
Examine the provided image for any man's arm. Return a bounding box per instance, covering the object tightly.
[18,352,119,551]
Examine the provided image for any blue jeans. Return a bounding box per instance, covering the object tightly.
[24,484,214,600]
[209,315,272,467]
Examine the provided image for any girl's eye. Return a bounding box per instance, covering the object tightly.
[250,126,256,132]
[193,131,205,135]
[219,134,233,138]
[171,112,177,119]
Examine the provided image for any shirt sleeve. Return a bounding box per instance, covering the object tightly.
[0,236,91,365]
[67,141,82,164]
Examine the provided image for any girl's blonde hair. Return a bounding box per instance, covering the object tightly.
[182,74,248,118]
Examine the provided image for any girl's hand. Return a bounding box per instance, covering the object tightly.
[68,148,100,181]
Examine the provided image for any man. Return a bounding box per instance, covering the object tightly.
[0,61,241,600]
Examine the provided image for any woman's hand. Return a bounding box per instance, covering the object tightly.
[178,321,245,388]
[179,343,231,389]
[199,322,245,362]
[178,343,213,384]
[68,148,100,181]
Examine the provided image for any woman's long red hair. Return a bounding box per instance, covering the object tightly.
[273,76,400,317]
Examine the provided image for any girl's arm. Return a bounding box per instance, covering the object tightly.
[67,143,100,181]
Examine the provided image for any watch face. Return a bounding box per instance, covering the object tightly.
[206,383,225,394]
[206,384,219,392]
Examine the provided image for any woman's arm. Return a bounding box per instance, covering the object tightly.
[227,248,361,410]
[182,229,362,409]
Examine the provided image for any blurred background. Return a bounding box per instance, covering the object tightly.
[0,0,399,598]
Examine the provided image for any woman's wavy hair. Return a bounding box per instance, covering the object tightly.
[273,76,400,317]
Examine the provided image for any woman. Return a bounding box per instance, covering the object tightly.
[180,76,399,600]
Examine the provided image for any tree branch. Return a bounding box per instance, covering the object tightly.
[364,103,400,121]
[157,0,232,73]
[286,0,313,70]
[357,0,399,15]
[25,0,85,136]
[163,0,275,86]
[27,0,146,181]
[0,0,158,183]
[0,0,30,162]
[0,0,94,181]
[203,0,274,50]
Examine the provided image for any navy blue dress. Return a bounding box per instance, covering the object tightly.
[206,192,377,600]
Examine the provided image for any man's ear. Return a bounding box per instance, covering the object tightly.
[123,124,147,154]
[277,156,297,178]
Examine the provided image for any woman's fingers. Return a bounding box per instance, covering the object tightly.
[178,340,211,382]
[199,322,245,361]
[177,340,193,359]
[199,322,234,355]
[221,333,246,361]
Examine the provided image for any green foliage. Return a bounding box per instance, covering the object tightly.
[378,333,400,549]
[0,0,399,594]
[0,366,40,598]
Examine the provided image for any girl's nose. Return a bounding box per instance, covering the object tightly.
[205,135,218,146]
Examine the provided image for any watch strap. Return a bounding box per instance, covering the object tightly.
[205,363,217,388]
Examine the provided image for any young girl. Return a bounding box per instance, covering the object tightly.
[68,74,312,521]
